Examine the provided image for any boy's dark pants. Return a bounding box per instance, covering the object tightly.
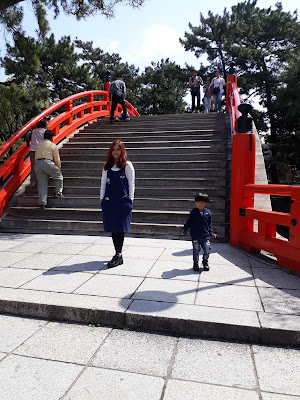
[192,239,210,264]
[110,94,127,121]
[191,91,200,111]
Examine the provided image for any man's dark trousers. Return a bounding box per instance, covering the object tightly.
[110,94,127,121]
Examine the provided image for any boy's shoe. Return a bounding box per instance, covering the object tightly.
[202,261,209,271]
[193,262,200,272]
[107,254,123,268]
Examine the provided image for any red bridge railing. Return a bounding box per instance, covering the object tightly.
[0,89,139,216]
[226,75,300,272]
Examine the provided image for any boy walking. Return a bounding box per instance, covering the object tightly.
[182,193,217,272]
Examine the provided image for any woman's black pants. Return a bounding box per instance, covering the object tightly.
[112,232,125,254]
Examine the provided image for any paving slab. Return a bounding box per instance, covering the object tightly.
[196,282,263,312]
[0,239,26,251]
[21,270,91,293]
[158,247,192,263]
[99,257,155,277]
[0,267,43,288]
[0,314,46,352]
[199,264,255,286]
[91,329,176,376]
[74,274,144,298]
[0,251,33,267]
[78,243,120,256]
[172,338,257,389]
[42,242,92,255]
[51,254,107,273]
[253,345,300,396]
[123,245,165,259]
[253,267,300,289]
[164,380,260,400]
[65,367,164,400]
[0,354,82,400]
[147,259,199,281]
[258,287,300,315]
[6,241,55,253]
[15,321,111,364]
[132,277,198,304]
[209,251,251,266]
[11,253,73,270]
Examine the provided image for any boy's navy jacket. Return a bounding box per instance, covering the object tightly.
[183,208,213,240]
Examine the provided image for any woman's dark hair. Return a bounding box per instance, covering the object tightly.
[104,140,128,170]
[44,130,54,140]
[37,119,48,128]
[195,193,209,203]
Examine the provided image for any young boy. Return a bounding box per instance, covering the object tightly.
[182,193,217,272]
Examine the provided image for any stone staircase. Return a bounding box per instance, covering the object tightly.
[1,113,230,240]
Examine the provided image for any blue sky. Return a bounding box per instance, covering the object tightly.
[1,0,298,77]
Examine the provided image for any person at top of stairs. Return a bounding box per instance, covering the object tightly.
[100,140,135,268]
[189,69,203,113]
[109,79,130,123]
[34,129,64,209]
[181,193,217,272]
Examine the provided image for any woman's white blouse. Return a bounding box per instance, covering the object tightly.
[100,161,135,201]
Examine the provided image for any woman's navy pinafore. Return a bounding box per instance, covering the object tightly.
[101,167,133,232]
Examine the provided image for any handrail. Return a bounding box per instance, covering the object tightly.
[227,74,300,272]
[0,90,139,216]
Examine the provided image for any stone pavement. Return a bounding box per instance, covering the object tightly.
[0,314,300,400]
[0,233,300,348]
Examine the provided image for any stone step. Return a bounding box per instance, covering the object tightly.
[7,207,226,224]
[25,185,226,197]
[17,196,226,210]
[46,176,225,188]
[60,168,226,178]
[63,139,225,149]
[60,145,225,155]
[69,133,225,142]
[1,217,226,239]
[60,160,227,169]
[60,152,226,162]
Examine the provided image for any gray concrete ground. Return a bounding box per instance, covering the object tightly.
[0,233,300,348]
[0,313,300,399]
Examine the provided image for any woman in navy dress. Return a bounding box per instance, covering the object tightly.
[100,140,135,268]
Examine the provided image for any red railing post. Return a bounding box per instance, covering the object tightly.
[104,70,111,113]
[86,94,94,114]
[64,100,73,125]
[230,132,258,251]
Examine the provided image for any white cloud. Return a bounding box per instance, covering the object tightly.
[126,24,187,66]
[107,41,120,53]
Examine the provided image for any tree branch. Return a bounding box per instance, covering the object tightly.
[0,0,24,11]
